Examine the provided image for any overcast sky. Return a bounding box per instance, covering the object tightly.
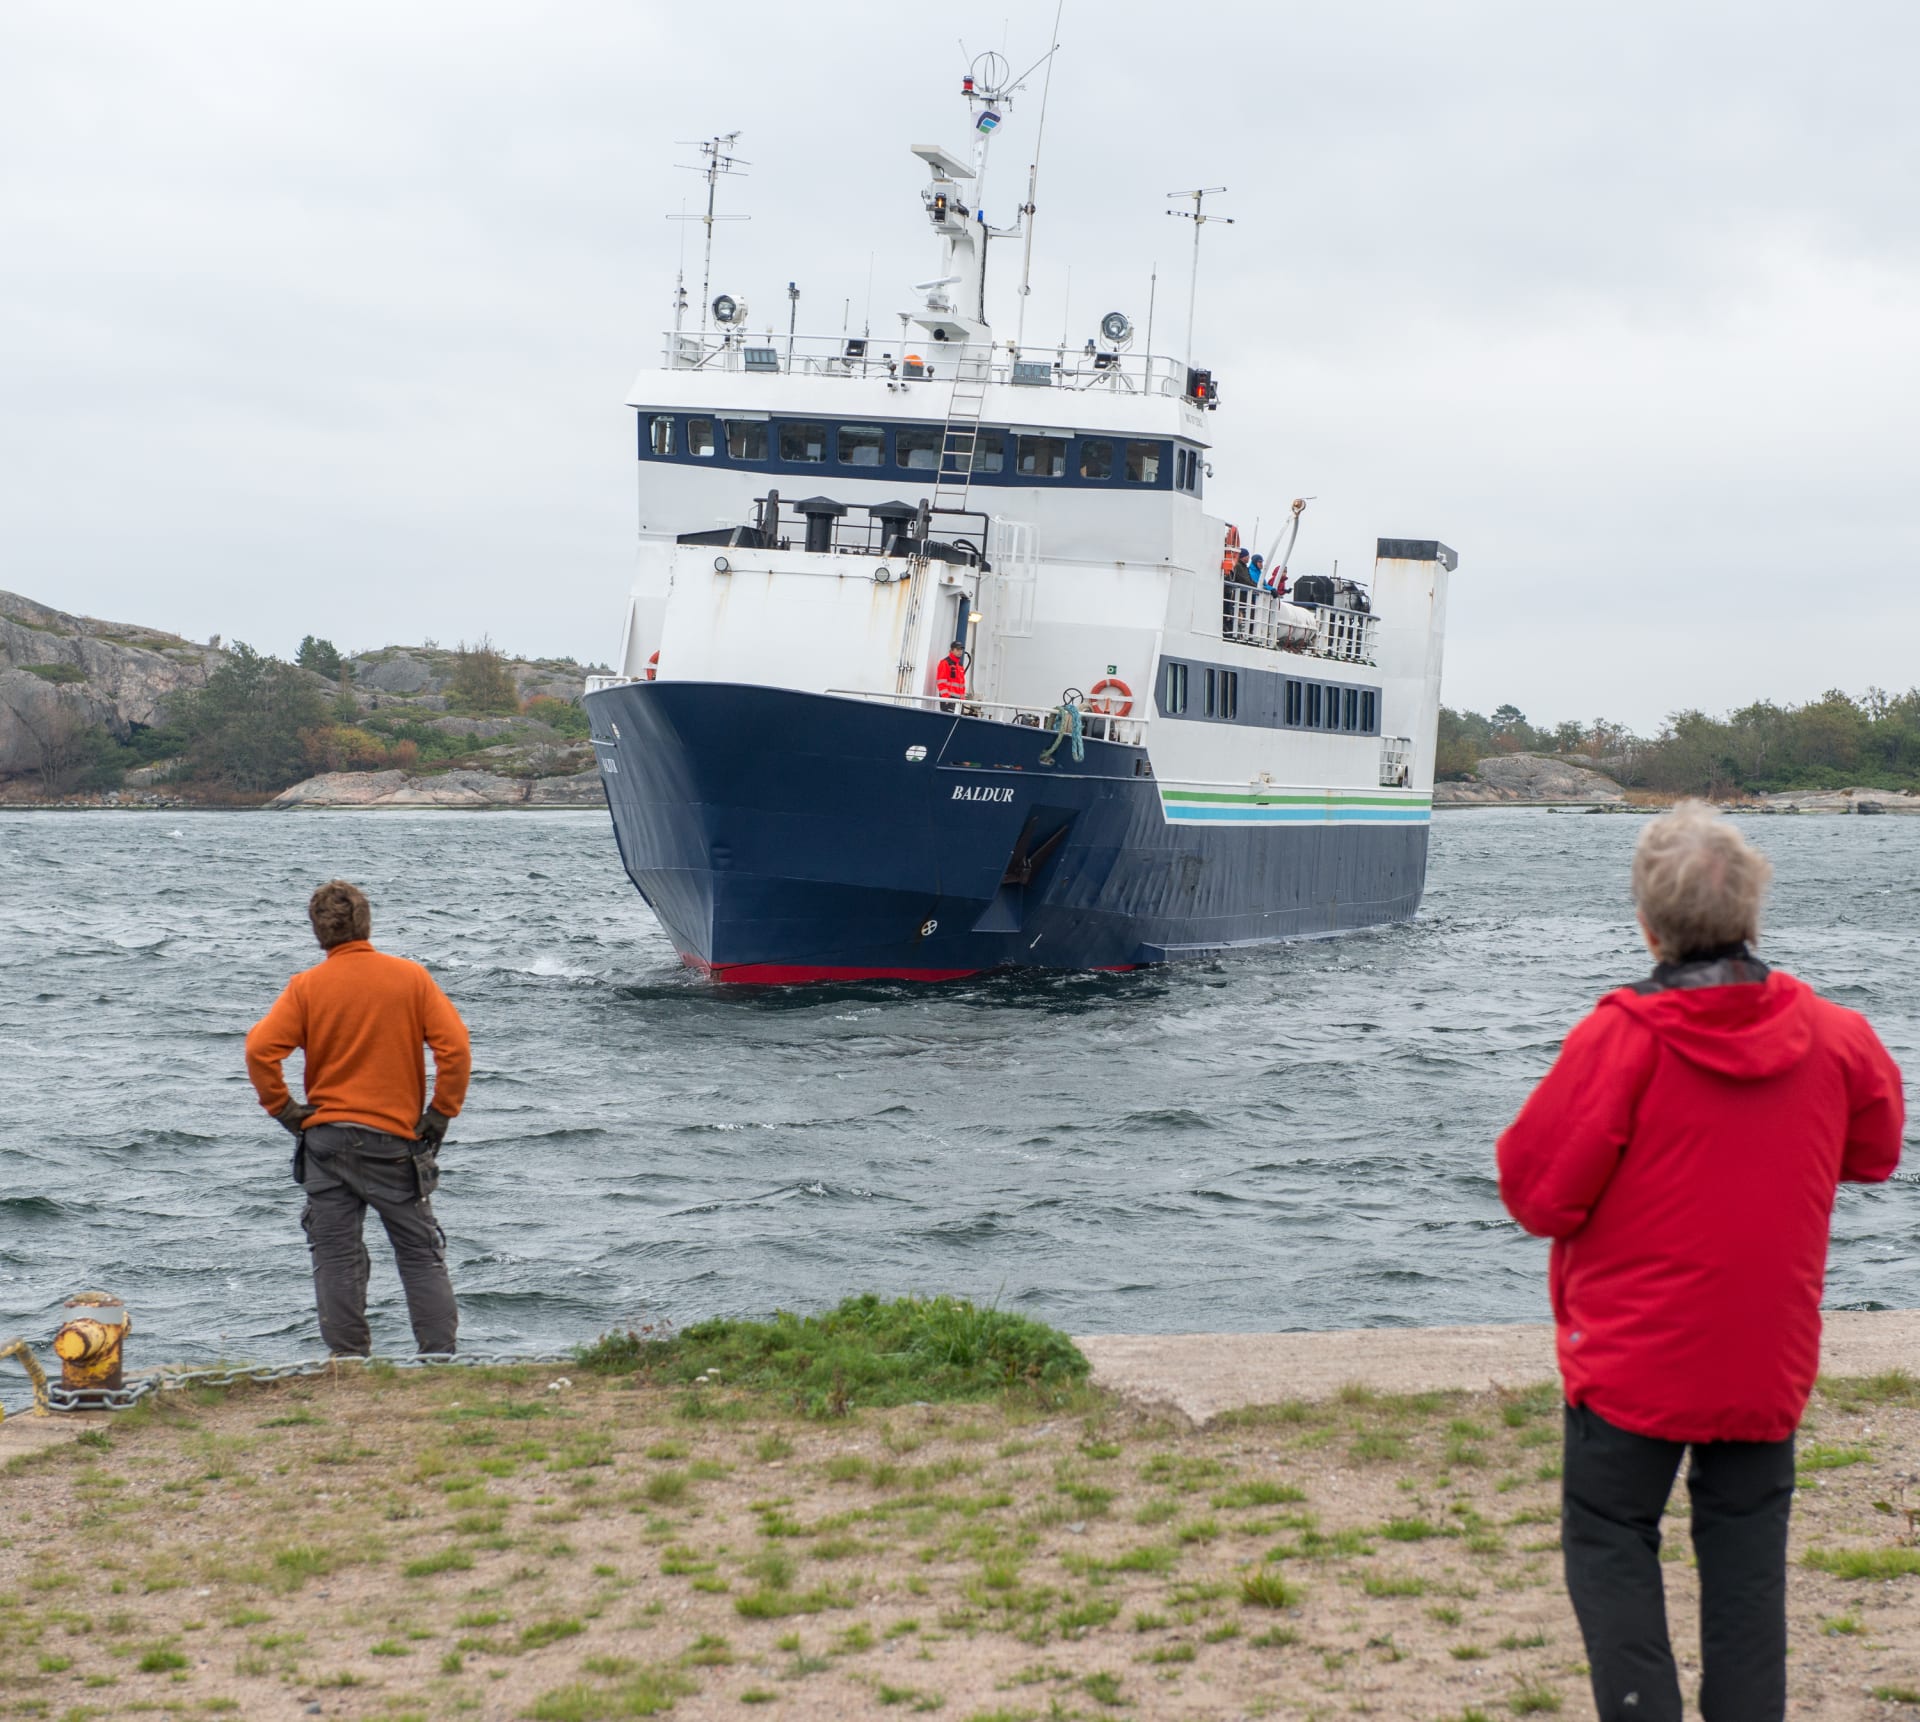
[3,1,1915,732]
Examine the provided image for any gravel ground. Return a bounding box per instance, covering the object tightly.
[1,1364,1917,1720]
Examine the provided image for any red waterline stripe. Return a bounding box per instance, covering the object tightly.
[708,962,984,985]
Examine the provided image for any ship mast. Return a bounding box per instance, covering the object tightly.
[1166,186,1232,373]
[670,133,750,333]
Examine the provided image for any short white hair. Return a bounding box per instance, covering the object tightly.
[1631,800,1772,961]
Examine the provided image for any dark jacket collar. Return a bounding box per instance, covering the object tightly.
[1631,942,1770,994]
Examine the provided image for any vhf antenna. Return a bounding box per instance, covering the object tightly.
[1166,186,1231,373]
[670,132,750,333]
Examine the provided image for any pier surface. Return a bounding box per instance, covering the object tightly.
[1076,1308,1920,1423]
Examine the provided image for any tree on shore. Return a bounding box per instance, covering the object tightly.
[171,643,328,791]
[448,636,520,714]
[296,635,343,679]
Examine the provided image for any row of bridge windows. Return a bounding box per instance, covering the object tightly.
[640,414,1202,493]
[1159,658,1381,734]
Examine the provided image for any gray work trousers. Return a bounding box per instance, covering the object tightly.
[299,1122,457,1356]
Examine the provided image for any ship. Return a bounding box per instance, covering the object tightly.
[584,54,1454,984]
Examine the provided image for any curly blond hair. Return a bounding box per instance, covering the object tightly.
[1631,801,1772,961]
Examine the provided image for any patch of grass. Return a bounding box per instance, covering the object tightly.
[38,1653,74,1672]
[526,1665,698,1719]
[1497,1630,1548,1650]
[1380,1516,1442,1541]
[575,1294,1088,1415]
[1362,1572,1428,1598]
[1081,1671,1125,1706]
[1239,1568,1302,1609]
[138,1646,189,1672]
[1821,1613,1864,1636]
[1797,1443,1872,1473]
[404,1547,474,1578]
[520,1617,586,1649]
[370,1638,411,1656]
[1820,1368,1919,1408]
[1509,1681,1563,1714]
[1871,1687,1920,1705]
[643,1470,690,1505]
[756,1434,796,1462]
[644,1439,690,1460]
[1210,1479,1307,1509]
[268,1544,336,1590]
[684,1633,732,1666]
[1350,1430,1409,1464]
[1805,1544,1920,1580]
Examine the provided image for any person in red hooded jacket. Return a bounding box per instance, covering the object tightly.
[1498,801,1902,1722]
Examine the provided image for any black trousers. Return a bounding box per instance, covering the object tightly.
[1562,1402,1795,1722]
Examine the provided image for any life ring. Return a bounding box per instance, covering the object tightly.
[645,651,659,683]
[1086,676,1133,717]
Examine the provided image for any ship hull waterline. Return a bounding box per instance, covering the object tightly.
[586,681,1431,983]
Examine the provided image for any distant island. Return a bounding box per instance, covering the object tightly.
[0,590,607,809]
[3,589,1916,810]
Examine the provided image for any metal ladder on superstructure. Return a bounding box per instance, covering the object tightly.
[931,346,991,514]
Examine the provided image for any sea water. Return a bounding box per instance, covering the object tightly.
[0,808,1914,1400]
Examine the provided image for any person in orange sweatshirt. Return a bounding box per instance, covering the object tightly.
[245,880,471,1356]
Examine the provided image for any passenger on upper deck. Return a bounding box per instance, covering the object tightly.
[1228,549,1256,586]
[935,644,968,710]
[1249,553,1265,586]
[1267,565,1290,600]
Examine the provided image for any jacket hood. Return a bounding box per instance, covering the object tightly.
[1604,968,1813,1079]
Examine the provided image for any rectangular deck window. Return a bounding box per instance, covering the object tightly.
[1324,686,1342,730]
[895,426,941,470]
[726,420,767,461]
[778,422,826,463]
[1163,661,1189,714]
[1306,683,1322,727]
[1220,671,1239,721]
[1079,439,1114,480]
[1125,440,1164,484]
[837,424,885,467]
[1285,679,1303,725]
[1203,667,1216,717]
[972,429,1006,474]
[685,418,716,458]
[1361,690,1376,733]
[1018,435,1067,478]
[647,415,674,456]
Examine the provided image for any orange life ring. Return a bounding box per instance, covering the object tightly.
[1086,676,1133,717]
[645,651,659,683]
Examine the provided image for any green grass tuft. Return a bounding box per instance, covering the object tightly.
[574,1294,1088,1414]
[1804,1545,1920,1580]
[1239,1567,1302,1609]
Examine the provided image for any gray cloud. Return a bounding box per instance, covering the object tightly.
[3,0,1915,730]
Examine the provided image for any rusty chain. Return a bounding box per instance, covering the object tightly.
[14,1349,579,1415]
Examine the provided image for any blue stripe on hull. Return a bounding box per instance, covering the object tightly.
[585,682,1430,976]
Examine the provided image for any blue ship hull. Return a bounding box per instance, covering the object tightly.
[586,681,1430,982]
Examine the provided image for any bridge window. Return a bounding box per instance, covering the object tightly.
[896,425,941,470]
[779,422,826,463]
[1125,441,1163,484]
[1079,439,1114,480]
[837,424,885,467]
[1163,661,1189,715]
[726,420,767,461]
[685,418,716,458]
[973,429,1006,474]
[1018,435,1067,478]
[648,415,674,456]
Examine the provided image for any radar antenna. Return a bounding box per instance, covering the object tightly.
[670,133,750,334]
[1166,185,1232,374]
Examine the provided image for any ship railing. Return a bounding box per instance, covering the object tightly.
[1379,736,1414,788]
[661,330,1195,398]
[827,688,1148,748]
[585,674,641,695]
[1220,582,1379,665]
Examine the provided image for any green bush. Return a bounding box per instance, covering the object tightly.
[575,1293,1089,1415]
[296,635,343,679]
[171,643,328,791]
[448,636,520,714]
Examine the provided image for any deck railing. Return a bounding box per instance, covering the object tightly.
[828,689,1148,748]
[661,330,1195,398]
[1221,582,1378,665]
[1379,736,1414,788]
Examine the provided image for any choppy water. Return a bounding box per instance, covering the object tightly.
[1,808,1914,1403]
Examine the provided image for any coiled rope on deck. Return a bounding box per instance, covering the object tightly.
[1039,701,1085,765]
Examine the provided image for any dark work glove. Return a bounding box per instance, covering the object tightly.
[275,1100,316,1137]
[416,1108,451,1148]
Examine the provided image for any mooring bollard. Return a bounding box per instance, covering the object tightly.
[51,1292,131,1402]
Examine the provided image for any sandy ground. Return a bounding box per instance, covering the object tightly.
[2,1361,1918,1721]
[1077,1312,1920,1424]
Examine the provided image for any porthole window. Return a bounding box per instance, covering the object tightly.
[1079,439,1114,480]
[779,422,827,463]
[1125,441,1163,484]
[1018,435,1067,478]
[726,420,768,461]
[648,415,674,456]
[837,424,885,467]
[685,418,716,458]
[895,426,941,470]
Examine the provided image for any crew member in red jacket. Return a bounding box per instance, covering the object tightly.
[1498,801,1902,1722]
[935,643,968,709]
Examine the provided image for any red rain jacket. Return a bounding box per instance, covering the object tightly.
[1498,965,1903,1444]
[936,654,967,699]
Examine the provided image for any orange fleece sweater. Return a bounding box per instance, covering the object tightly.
[245,940,471,1140]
